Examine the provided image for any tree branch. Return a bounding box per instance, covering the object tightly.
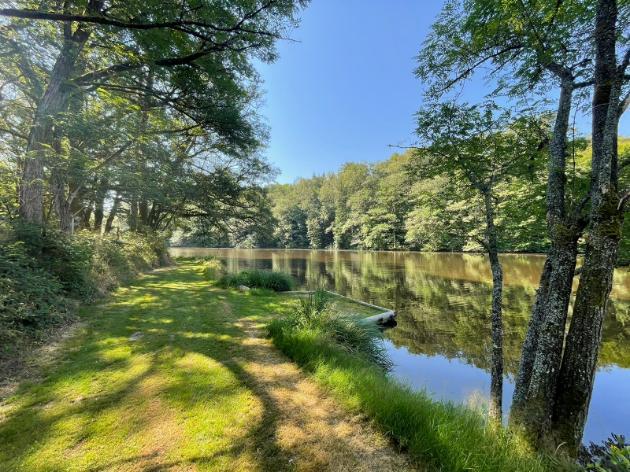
[0,7,280,40]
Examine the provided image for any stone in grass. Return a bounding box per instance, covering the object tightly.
[238,285,250,292]
[129,332,143,341]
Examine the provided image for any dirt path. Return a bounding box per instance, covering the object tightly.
[230,313,414,471]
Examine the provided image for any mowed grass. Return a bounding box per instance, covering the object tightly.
[0,262,299,471]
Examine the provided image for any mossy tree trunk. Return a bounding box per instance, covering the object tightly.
[510,77,582,443]
[550,0,626,454]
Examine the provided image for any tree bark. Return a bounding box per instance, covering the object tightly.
[104,193,121,234]
[510,78,581,442]
[511,257,551,414]
[552,196,622,454]
[550,0,624,454]
[18,27,91,224]
[515,235,578,444]
[482,189,503,423]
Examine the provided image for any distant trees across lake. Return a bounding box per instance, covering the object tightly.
[180,141,629,263]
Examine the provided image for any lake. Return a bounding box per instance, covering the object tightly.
[169,248,630,445]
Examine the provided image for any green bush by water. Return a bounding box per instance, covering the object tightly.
[268,316,568,471]
[275,289,391,369]
[218,269,294,292]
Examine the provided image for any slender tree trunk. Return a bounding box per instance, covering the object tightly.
[104,194,121,234]
[81,203,93,229]
[51,169,73,232]
[18,28,90,224]
[93,178,108,233]
[482,189,503,423]
[511,257,551,412]
[129,198,138,231]
[550,0,624,454]
[139,199,149,231]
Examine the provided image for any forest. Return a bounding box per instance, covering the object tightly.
[257,143,628,257]
[1,0,629,470]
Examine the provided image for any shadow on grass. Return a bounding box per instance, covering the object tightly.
[0,263,354,471]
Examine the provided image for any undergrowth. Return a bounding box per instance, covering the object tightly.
[273,290,391,369]
[0,222,169,356]
[218,269,294,292]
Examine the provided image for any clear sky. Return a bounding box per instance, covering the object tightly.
[257,0,630,183]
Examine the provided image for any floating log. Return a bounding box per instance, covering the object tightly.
[361,310,396,325]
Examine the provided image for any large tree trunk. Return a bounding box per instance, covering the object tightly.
[18,28,90,224]
[550,0,624,455]
[482,189,503,423]
[552,196,622,454]
[510,78,580,442]
[513,236,578,443]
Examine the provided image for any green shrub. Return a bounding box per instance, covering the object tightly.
[218,269,294,291]
[84,231,167,294]
[0,241,69,352]
[581,434,630,472]
[275,290,391,369]
[199,258,225,280]
[0,223,170,351]
[13,223,95,297]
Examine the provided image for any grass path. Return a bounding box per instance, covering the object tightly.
[0,262,412,471]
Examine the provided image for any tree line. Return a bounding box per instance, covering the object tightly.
[0,0,306,236]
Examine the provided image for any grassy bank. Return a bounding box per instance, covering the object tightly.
[268,318,570,471]
[0,262,410,471]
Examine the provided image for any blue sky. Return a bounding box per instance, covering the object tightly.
[257,0,630,183]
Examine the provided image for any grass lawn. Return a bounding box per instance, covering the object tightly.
[0,262,409,471]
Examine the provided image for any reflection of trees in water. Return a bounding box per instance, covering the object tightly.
[217,249,629,371]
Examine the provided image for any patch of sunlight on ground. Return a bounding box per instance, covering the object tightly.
[0,262,295,471]
[1,262,408,471]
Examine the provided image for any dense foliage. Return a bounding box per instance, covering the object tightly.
[0,222,168,356]
[264,148,548,252]
[0,1,305,350]
[0,0,304,235]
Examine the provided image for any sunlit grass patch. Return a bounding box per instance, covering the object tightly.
[0,262,297,471]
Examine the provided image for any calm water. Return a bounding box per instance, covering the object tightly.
[170,248,630,444]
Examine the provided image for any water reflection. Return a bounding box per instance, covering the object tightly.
[169,248,630,444]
